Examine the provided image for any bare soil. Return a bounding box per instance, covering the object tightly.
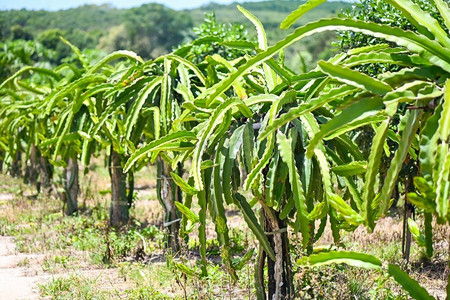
[0,236,48,299]
[0,171,448,300]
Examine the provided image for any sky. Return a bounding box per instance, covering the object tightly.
[0,0,263,11]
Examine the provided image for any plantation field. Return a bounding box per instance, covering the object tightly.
[1,0,450,299]
[0,169,447,299]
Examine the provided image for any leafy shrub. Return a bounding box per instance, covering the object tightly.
[189,12,255,62]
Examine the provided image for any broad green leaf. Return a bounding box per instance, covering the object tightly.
[245,92,294,190]
[180,177,194,239]
[307,201,327,220]
[89,88,138,139]
[237,5,276,90]
[72,83,114,114]
[202,17,450,106]
[379,110,423,215]
[16,81,46,95]
[407,218,425,247]
[414,177,434,195]
[298,250,382,269]
[245,133,274,189]
[244,94,278,107]
[221,40,256,50]
[385,0,450,48]
[265,148,280,208]
[52,110,75,161]
[407,192,436,213]
[318,61,392,95]
[222,126,244,204]
[398,110,435,176]
[434,147,450,220]
[0,66,61,90]
[280,197,295,219]
[234,193,276,261]
[387,264,435,300]
[362,119,391,229]
[192,98,250,190]
[280,0,327,29]
[211,139,235,279]
[174,201,199,223]
[165,54,207,86]
[160,58,171,136]
[198,189,208,276]
[433,89,449,219]
[81,123,95,165]
[124,131,197,172]
[171,172,197,195]
[40,133,80,148]
[381,66,444,87]
[334,136,365,161]
[232,248,255,270]
[259,85,358,141]
[291,70,325,82]
[45,74,106,115]
[344,51,430,68]
[174,262,196,277]
[209,55,247,100]
[277,131,310,247]
[124,76,162,140]
[300,113,334,199]
[433,0,450,32]
[306,97,384,158]
[242,122,254,174]
[60,36,90,70]
[332,161,367,177]
[438,80,450,142]
[87,50,143,74]
[142,107,160,140]
[266,58,294,85]
[237,5,267,50]
[328,194,364,226]
[324,115,387,141]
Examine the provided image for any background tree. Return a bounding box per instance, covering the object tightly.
[189,12,255,63]
[122,4,192,59]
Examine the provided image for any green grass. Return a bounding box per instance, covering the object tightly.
[0,173,445,299]
[293,264,408,299]
[37,259,255,299]
[39,274,112,299]
[0,173,256,299]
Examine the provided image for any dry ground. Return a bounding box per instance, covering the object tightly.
[0,168,448,299]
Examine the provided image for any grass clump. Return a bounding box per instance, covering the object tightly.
[39,274,111,299]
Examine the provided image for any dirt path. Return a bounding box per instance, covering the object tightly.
[0,236,50,300]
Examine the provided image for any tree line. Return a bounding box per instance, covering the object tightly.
[0,1,352,68]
